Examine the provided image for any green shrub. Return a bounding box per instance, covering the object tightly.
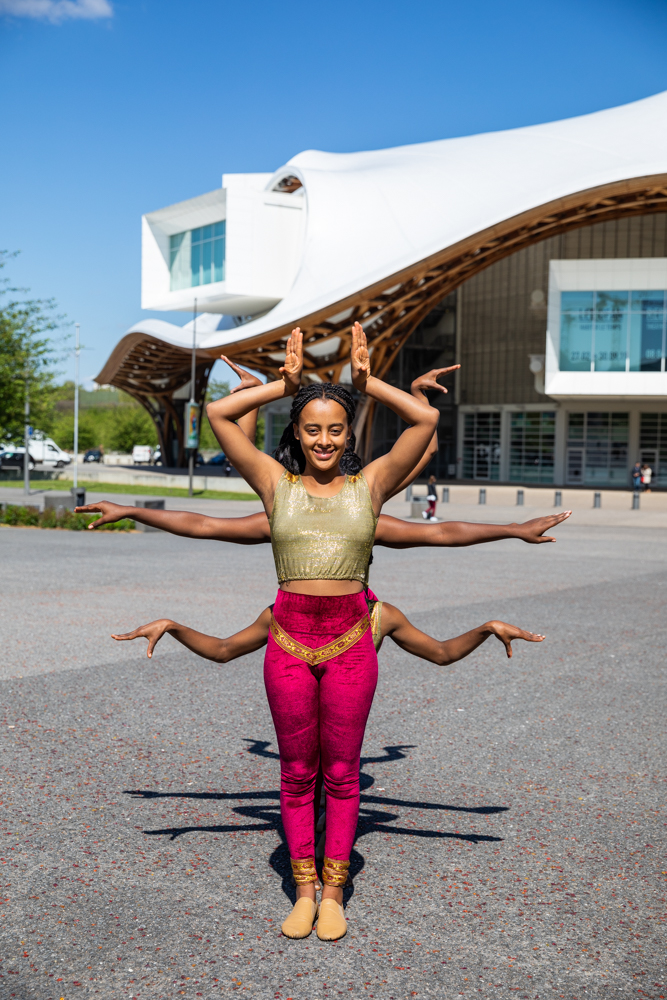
[0,505,134,531]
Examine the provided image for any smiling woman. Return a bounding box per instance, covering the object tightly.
[203,321,440,941]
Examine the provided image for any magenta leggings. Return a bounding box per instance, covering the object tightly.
[264,590,378,862]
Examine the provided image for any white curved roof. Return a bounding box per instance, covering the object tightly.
[125,90,667,354]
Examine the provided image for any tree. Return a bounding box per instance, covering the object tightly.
[108,407,158,453]
[0,252,63,444]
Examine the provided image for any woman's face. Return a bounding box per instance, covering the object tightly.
[294,398,350,473]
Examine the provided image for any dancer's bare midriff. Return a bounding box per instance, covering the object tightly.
[279,579,364,596]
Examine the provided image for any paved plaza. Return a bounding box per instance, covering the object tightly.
[0,511,665,999]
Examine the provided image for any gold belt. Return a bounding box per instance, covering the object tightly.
[269,612,370,666]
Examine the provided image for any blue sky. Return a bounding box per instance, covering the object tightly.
[1,0,667,387]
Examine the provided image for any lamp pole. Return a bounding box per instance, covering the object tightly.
[23,369,30,497]
[188,300,197,497]
[73,323,80,492]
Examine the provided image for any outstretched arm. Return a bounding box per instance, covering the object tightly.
[375,510,571,547]
[205,328,304,504]
[111,607,272,662]
[76,501,271,543]
[351,323,441,508]
[380,603,544,664]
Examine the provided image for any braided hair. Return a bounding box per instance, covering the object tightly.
[273,383,363,476]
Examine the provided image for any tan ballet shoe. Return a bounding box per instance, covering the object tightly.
[316,898,347,940]
[281,897,319,939]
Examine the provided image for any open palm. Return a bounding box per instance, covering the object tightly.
[351,321,371,390]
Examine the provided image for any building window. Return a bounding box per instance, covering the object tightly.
[269,413,290,453]
[639,413,667,487]
[566,412,629,486]
[510,411,555,483]
[560,290,667,372]
[169,221,226,291]
[463,412,500,480]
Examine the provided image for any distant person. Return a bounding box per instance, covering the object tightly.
[423,475,438,521]
[632,461,642,491]
[641,463,652,492]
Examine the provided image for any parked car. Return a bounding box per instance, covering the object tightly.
[205,452,228,466]
[0,447,34,471]
[132,445,153,465]
[84,447,104,463]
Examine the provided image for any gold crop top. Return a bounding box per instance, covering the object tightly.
[269,470,378,584]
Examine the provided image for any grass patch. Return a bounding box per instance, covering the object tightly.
[0,479,259,501]
[0,505,134,531]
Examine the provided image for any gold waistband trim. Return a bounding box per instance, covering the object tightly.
[269,612,370,666]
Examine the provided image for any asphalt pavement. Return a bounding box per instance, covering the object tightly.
[0,517,665,999]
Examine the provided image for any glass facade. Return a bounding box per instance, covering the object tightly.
[566,412,629,485]
[371,294,457,478]
[509,411,555,483]
[463,412,500,480]
[560,290,667,372]
[170,221,226,291]
[639,413,667,487]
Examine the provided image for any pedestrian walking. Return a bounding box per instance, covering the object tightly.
[632,461,642,491]
[423,475,438,521]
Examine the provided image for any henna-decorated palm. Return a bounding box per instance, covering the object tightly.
[411,365,461,398]
[219,356,265,393]
[351,321,371,391]
[278,327,303,393]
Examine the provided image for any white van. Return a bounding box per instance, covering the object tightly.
[132,445,153,464]
[29,437,72,468]
[1,437,72,470]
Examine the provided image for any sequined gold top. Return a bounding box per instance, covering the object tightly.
[270,470,378,584]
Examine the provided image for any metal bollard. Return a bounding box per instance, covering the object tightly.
[442,486,449,503]
[632,492,640,510]
[479,488,486,505]
[593,492,601,508]
[516,489,524,506]
[554,490,562,506]
[71,486,86,508]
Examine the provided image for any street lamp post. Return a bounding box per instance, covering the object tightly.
[188,300,197,497]
[23,373,30,497]
[73,323,80,493]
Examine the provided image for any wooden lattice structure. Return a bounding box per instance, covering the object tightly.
[98,175,667,465]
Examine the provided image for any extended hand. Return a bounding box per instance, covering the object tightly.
[515,511,571,543]
[411,365,461,398]
[111,619,175,658]
[351,321,371,391]
[76,501,128,529]
[279,327,303,394]
[219,357,265,393]
[486,621,545,658]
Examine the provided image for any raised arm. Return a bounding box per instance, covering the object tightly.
[111,607,272,663]
[387,367,459,499]
[380,602,544,665]
[350,323,441,507]
[375,510,571,547]
[205,328,304,505]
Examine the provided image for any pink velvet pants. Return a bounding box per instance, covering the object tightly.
[264,590,378,862]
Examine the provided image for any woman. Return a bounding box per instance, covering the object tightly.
[424,474,438,521]
[202,322,439,941]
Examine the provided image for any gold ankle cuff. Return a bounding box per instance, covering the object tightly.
[322,856,349,887]
[291,857,318,885]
